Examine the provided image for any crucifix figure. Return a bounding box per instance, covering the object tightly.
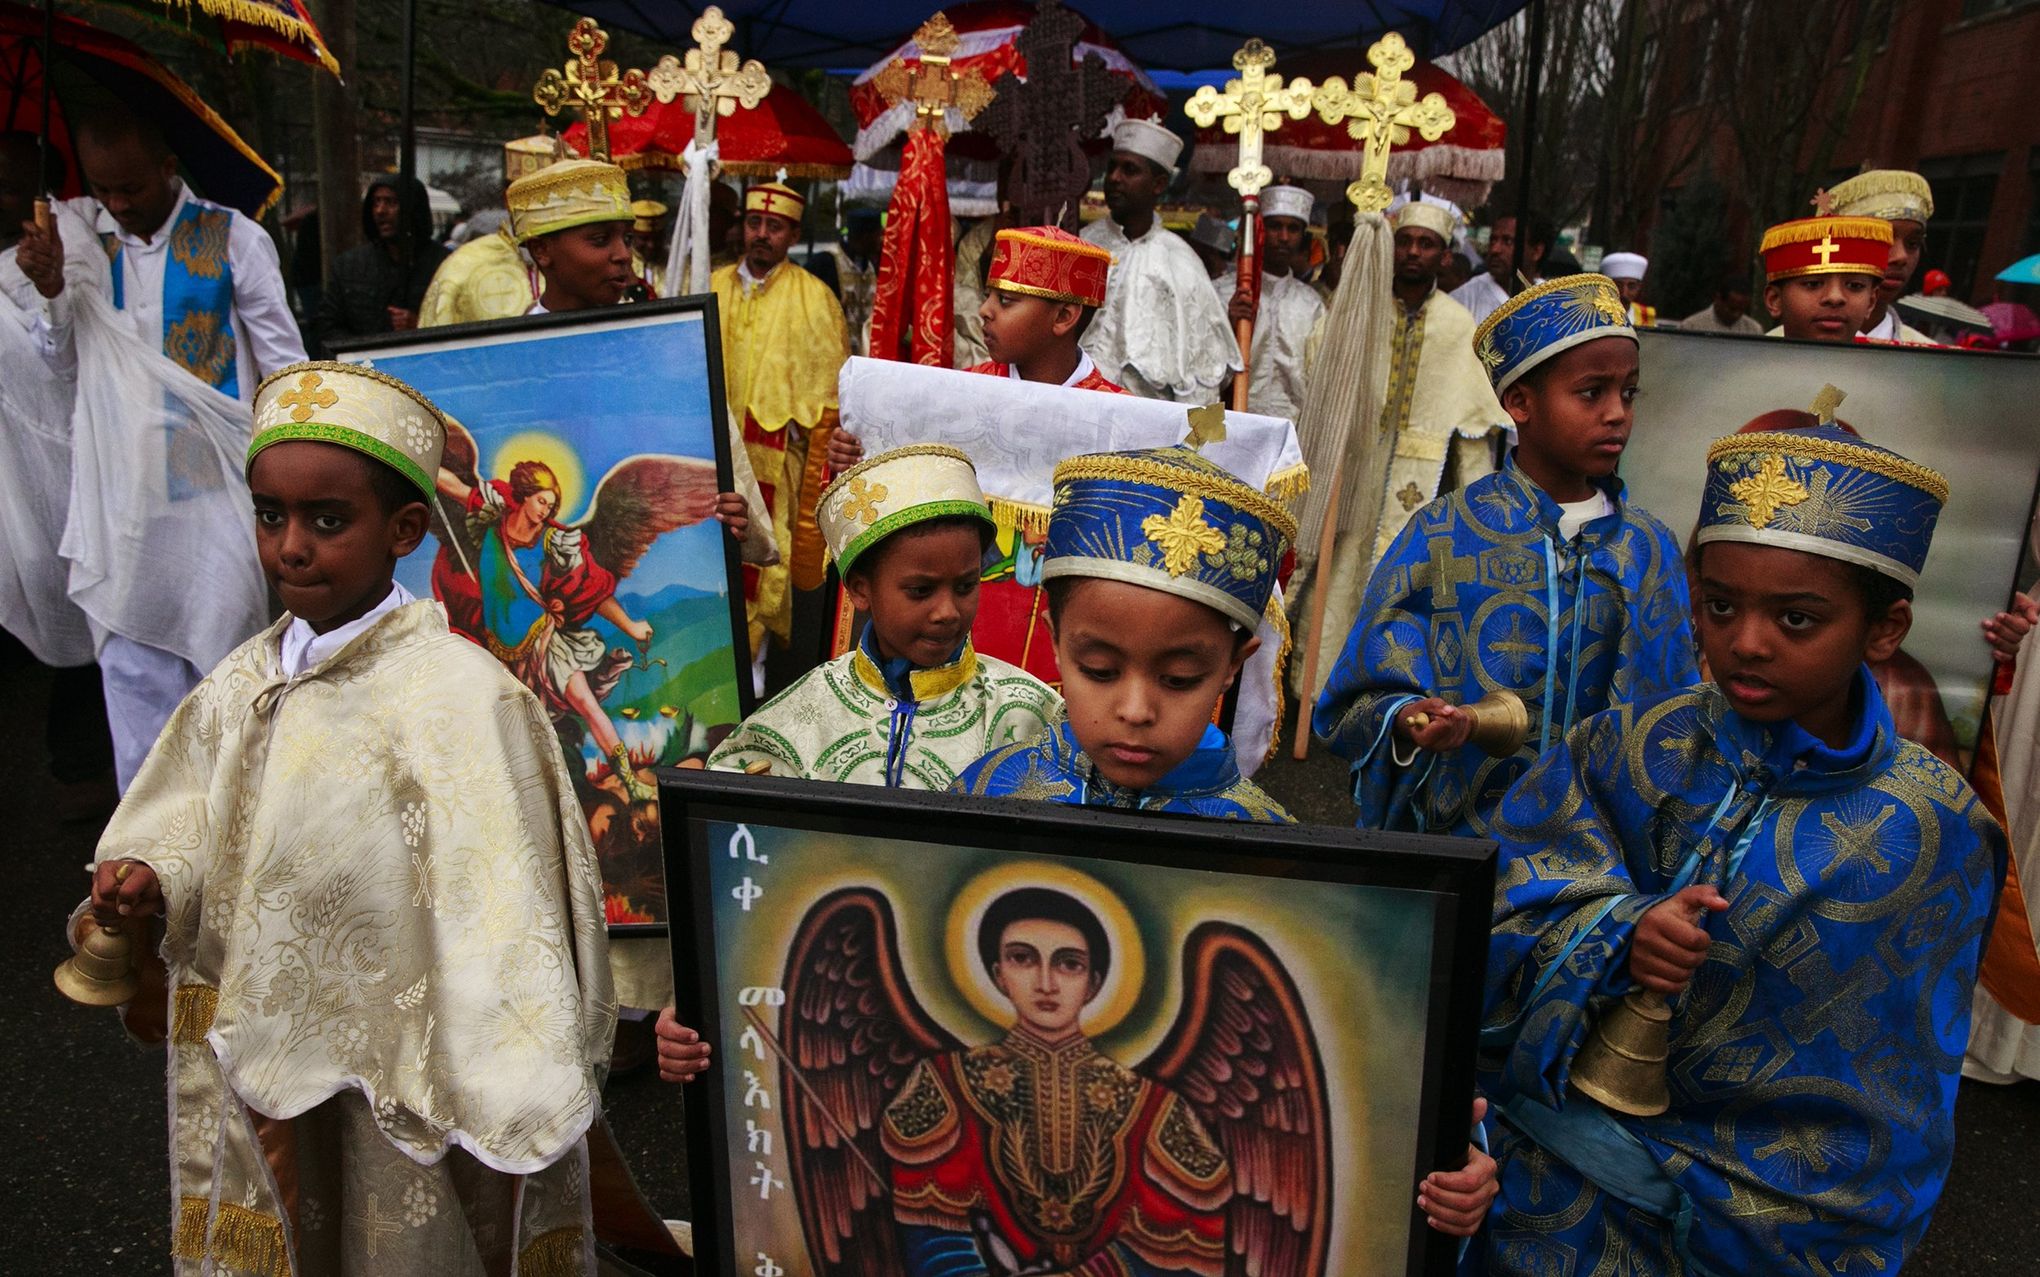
[1184,39,1315,408]
[971,0,1130,229]
[872,12,997,137]
[533,17,652,163]
[646,6,770,143]
[1310,31,1456,213]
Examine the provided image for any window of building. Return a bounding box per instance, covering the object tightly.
[1962,0,2040,21]
[2026,151,2040,255]
[1921,153,2004,297]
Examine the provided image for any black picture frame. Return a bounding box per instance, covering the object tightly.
[334,297,751,936]
[661,768,1495,1277]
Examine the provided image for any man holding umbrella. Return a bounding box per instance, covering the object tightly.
[15,107,305,790]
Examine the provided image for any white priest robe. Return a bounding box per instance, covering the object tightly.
[1233,270,1325,424]
[1294,286,1506,698]
[1967,590,2040,1082]
[82,599,622,1275]
[0,244,93,666]
[1080,215,1240,402]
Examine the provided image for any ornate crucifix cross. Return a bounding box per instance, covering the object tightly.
[1183,39,1315,201]
[971,0,1128,228]
[872,12,997,137]
[1183,39,1316,408]
[533,18,652,163]
[646,6,771,146]
[1310,32,1456,213]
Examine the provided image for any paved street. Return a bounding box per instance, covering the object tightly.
[5,643,2034,1271]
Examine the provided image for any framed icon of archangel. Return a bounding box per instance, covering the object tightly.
[660,769,1494,1277]
[335,299,751,934]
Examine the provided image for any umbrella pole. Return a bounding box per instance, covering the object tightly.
[1511,0,1546,286]
[396,0,416,274]
[34,0,52,229]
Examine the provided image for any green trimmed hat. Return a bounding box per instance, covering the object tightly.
[249,361,446,500]
[818,444,995,577]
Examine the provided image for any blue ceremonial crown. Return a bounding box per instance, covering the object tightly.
[1472,273,1636,392]
[1042,446,1296,630]
[1697,425,1947,587]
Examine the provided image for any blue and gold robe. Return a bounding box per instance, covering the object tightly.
[1477,674,2003,1276]
[1314,460,1697,836]
[954,720,1291,822]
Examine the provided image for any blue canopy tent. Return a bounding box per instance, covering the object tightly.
[522,0,1532,70]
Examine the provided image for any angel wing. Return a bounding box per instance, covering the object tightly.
[780,887,962,1277]
[431,414,483,572]
[1140,922,1333,1277]
[573,454,720,581]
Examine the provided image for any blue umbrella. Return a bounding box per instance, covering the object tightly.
[1998,254,2040,286]
[528,0,1530,71]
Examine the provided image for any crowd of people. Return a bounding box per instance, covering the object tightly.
[5,95,2039,1276]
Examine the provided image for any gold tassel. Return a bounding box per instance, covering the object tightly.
[1265,463,1311,502]
[986,497,1051,538]
[1758,215,1889,249]
[172,986,218,1044]
[207,1201,290,1277]
[518,1227,587,1277]
[173,1196,210,1261]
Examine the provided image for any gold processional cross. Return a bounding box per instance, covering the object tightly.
[533,17,652,163]
[1310,32,1456,213]
[871,12,996,138]
[646,7,771,146]
[1183,40,1315,409]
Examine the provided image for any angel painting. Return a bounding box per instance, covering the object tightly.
[430,417,721,804]
[773,885,1330,1277]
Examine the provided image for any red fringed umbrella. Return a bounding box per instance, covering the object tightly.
[0,0,282,214]
[1189,48,1503,210]
[562,78,851,178]
[92,0,338,75]
[847,0,1164,165]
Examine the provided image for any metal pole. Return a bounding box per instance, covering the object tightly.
[398,0,416,191]
[1511,0,1547,286]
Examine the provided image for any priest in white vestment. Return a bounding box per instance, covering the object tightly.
[1079,119,1239,403]
[15,112,303,789]
[1293,200,1506,698]
[1222,184,1325,424]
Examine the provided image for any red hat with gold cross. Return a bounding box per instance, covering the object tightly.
[744,182,806,223]
[1759,215,1891,283]
[988,226,1112,309]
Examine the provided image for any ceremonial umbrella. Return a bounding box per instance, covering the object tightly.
[1896,293,1992,332]
[0,0,282,214]
[845,0,1164,164]
[561,77,852,177]
[528,1,1530,70]
[86,0,338,75]
[1186,47,1506,212]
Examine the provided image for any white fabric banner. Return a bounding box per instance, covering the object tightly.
[837,356,1306,528]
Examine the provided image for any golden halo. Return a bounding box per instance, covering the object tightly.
[491,430,586,520]
[945,860,1145,1037]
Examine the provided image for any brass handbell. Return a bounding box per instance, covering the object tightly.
[1568,989,1672,1117]
[55,918,141,1007]
[1409,688,1532,759]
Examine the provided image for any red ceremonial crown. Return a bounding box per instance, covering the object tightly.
[1759,216,1891,282]
[988,227,1111,309]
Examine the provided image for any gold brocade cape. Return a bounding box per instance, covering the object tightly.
[1294,286,1506,699]
[418,228,534,329]
[92,601,616,1272]
[710,260,849,436]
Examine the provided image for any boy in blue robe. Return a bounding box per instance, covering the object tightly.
[1315,274,1698,836]
[1476,426,2005,1275]
[955,446,1292,820]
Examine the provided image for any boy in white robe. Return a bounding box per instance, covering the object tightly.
[72,361,667,1275]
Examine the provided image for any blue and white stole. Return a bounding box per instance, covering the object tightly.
[102,196,239,397]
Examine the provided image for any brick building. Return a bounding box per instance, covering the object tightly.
[1646,0,2039,303]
